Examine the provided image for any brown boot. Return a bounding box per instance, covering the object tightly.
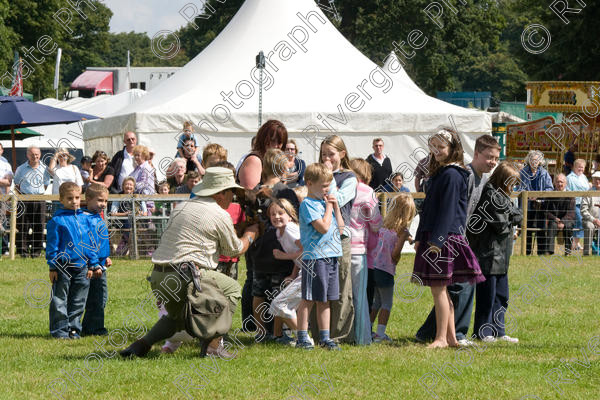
[119,338,151,358]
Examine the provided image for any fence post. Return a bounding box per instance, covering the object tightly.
[521,191,528,256]
[381,193,387,219]
[131,197,139,260]
[9,194,17,260]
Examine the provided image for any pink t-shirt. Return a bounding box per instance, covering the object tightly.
[349,182,383,255]
[372,228,399,276]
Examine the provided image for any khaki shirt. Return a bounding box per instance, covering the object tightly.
[151,197,243,269]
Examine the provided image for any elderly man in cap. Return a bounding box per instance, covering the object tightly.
[581,171,600,256]
[120,167,258,358]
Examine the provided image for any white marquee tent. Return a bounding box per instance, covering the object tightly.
[83,0,491,182]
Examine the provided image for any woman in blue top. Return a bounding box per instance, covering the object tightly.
[566,159,591,251]
[412,129,484,349]
[518,150,554,255]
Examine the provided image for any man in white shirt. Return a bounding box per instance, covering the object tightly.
[0,144,13,195]
[109,131,137,193]
[0,144,13,254]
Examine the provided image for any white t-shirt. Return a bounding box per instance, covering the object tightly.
[0,157,13,194]
[51,165,83,195]
[118,150,135,189]
[276,222,302,270]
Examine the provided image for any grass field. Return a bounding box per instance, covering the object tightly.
[1,254,599,400]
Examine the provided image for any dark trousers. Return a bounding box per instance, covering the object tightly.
[416,282,475,341]
[82,270,108,336]
[544,220,573,255]
[526,208,545,255]
[366,268,375,311]
[16,201,46,256]
[241,257,255,331]
[474,274,509,338]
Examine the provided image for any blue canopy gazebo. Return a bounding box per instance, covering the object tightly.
[0,96,99,170]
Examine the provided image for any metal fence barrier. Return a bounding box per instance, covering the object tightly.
[0,191,597,260]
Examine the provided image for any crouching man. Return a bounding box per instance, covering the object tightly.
[120,167,258,358]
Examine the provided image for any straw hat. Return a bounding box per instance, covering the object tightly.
[191,167,243,197]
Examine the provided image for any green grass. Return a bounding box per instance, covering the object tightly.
[1,255,599,400]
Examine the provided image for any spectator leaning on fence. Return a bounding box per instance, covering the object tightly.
[366,138,393,192]
[119,167,259,359]
[566,159,591,251]
[88,151,115,189]
[0,143,13,195]
[166,158,187,193]
[580,171,600,256]
[0,143,13,253]
[14,146,51,258]
[518,150,554,256]
[109,131,137,194]
[542,173,575,256]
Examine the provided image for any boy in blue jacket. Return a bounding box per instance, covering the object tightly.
[82,183,112,336]
[47,182,100,339]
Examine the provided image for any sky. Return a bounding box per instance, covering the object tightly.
[103,0,192,35]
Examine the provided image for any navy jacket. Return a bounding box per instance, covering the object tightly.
[416,165,470,248]
[46,208,99,270]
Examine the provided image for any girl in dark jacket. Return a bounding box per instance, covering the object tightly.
[467,162,522,343]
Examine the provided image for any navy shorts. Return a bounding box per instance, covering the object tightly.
[301,258,339,302]
[373,269,395,288]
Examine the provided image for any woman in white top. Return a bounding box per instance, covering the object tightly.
[47,148,83,195]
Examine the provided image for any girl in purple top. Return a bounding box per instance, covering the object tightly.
[412,129,485,349]
[370,193,416,342]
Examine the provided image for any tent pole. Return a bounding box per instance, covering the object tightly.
[11,127,16,171]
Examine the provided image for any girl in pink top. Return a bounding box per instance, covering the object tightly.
[349,159,383,345]
[370,193,416,342]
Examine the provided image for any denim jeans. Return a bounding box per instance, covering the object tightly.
[49,267,91,338]
[82,270,108,335]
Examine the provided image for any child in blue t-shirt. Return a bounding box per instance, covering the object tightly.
[47,182,99,339]
[82,183,112,336]
[296,163,345,351]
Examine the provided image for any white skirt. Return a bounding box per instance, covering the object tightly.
[269,276,302,319]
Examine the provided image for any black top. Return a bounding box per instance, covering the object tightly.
[333,170,356,226]
[545,196,576,228]
[366,154,393,191]
[416,165,470,248]
[467,183,522,275]
[93,165,115,185]
[108,147,126,194]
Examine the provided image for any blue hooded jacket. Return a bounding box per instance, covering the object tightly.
[82,209,110,270]
[46,207,100,271]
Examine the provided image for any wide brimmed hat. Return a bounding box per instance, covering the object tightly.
[191,167,244,197]
[592,171,600,180]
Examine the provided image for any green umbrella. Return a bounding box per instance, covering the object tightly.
[0,127,42,140]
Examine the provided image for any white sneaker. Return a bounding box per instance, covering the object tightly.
[373,334,392,343]
[499,335,519,343]
[481,336,497,343]
[457,338,475,347]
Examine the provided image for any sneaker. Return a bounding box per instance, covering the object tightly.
[457,338,475,347]
[373,334,392,343]
[295,340,314,350]
[319,340,341,351]
[499,335,519,343]
[481,336,497,343]
[275,334,296,347]
[69,330,81,340]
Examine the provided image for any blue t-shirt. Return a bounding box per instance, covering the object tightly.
[299,196,343,260]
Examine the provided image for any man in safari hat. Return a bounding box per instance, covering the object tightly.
[120,167,259,358]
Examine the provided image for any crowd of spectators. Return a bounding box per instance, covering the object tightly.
[2,121,600,257]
